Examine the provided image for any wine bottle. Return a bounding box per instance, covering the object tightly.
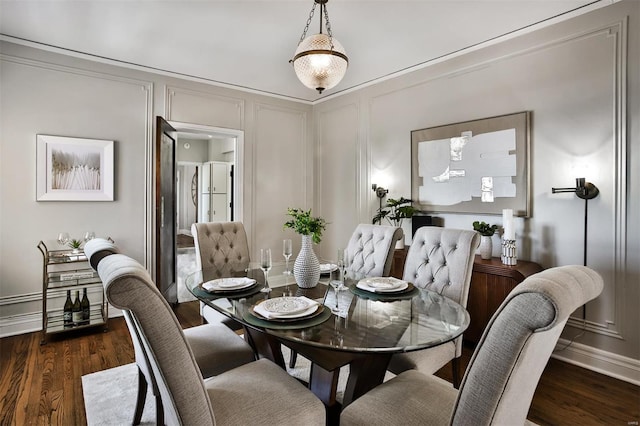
[72,290,82,326]
[63,290,73,328]
[81,288,90,325]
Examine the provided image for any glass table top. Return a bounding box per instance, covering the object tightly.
[186,262,470,354]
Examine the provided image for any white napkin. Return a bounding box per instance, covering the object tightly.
[356,277,409,293]
[253,296,320,319]
[203,277,256,292]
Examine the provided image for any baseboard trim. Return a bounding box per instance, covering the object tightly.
[0,309,124,339]
[552,338,640,386]
[0,312,42,338]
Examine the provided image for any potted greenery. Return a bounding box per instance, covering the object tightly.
[284,208,327,244]
[67,238,83,254]
[472,221,498,260]
[373,197,415,248]
[284,208,327,288]
[372,197,416,226]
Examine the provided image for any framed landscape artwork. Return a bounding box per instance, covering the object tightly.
[411,111,531,217]
[36,134,114,201]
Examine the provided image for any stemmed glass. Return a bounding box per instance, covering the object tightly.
[57,232,70,247]
[282,239,292,275]
[83,231,95,242]
[337,248,347,284]
[330,249,347,313]
[260,248,272,293]
[329,278,342,313]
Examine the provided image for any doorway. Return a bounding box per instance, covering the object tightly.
[167,121,244,302]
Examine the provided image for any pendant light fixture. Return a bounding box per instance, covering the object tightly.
[290,0,348,94]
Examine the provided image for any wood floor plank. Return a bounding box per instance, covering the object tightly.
[1,301,637,425]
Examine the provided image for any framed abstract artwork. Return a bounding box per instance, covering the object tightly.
[411,111,531,217]
[36,134,114,201]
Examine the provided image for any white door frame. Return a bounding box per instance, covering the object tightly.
[169,121,244,223]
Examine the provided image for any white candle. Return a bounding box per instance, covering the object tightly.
[502,209,515,240]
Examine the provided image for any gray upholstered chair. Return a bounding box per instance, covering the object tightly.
[191,221,250,326]
[95,252,325,425]
[84,238,256,425]
[341,265,604,426]
[344,224,403,278]
[386,227,480,387]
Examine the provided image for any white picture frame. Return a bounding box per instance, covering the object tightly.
[36,134,114,201]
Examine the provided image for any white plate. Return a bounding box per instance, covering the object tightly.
[253,296,320,319]
[261,297,310,314]
[202,277,256,292]
[320,263,338,274]
[357,277,409,293]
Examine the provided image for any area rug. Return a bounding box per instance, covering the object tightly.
[82,363,155,425]
[83,347,370,425]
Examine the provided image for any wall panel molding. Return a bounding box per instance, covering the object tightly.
[0,52,154,333]
[366,20,628,340]
[250,103,308,256]
[165,86,245,130]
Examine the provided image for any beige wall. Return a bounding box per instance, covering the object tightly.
[314,1,639,381]
[0,0,637,383]
[0,41,313,334]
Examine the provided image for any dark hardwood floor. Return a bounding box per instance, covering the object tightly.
[1,301,637,425]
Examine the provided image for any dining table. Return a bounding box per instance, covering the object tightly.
[186,262,470,424]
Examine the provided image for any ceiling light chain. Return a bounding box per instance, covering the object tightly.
[298,2,318,45]
[290,0,348,94]
[322,2,335,50]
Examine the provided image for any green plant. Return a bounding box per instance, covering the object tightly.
[67,239,83,249]
[283,208,327,244]
[473,221,498,236]
[372,197,415,227]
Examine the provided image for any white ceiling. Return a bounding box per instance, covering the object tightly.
[0,0,611,103]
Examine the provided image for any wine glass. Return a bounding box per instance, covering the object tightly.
[83,231,95,242]
[282,239,292,275]
[57,232,70,246]
[260,248,272,293]
[337,248,347,284]
[329,278,342,313]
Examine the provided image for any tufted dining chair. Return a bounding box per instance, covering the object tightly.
[386,227,480,387]
[191,221,251,327]
[95,252,325,426]
[84,238,255,425]
[341,265,604,426]
[344,224,404,278]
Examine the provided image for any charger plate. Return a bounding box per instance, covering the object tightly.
[349,283,418,302]
[243,305,332,330]
[192,282,261,300]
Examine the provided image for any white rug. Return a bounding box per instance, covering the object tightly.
[83,343,398,425]
[83,347,370,425]
[82,363,155,425]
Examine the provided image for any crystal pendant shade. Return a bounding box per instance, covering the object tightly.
[292,35,348,94]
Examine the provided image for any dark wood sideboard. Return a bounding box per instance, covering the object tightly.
[390,250,543,345]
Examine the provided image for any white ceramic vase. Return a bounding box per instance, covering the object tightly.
[479,235,493,260]
[293,235,320,288]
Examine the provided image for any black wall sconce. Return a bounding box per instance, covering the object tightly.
[552,177,599,200]
[551,177,600,322]
[551,177,600,267]
[372,184,388,211]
